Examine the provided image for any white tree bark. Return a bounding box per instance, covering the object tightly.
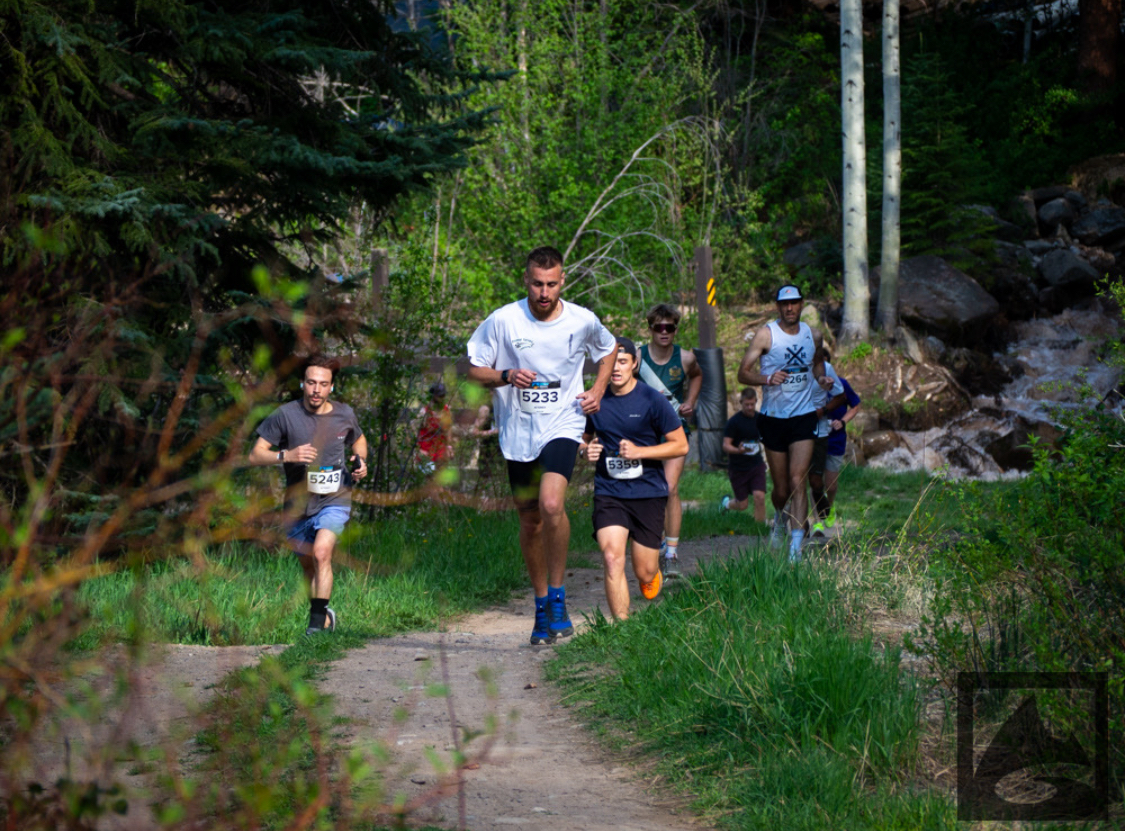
[877,0,901,338]
[840,0,870,345]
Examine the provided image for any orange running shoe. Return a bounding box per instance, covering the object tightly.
[641,571,663,600]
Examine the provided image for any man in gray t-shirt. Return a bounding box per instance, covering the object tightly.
[249,355,368,635]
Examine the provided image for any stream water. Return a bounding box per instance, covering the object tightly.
[867,304,1123,479]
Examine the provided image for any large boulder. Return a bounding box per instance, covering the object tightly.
[1036,248,1099,288]
[1035,249,1099,311]
[990,241,1039,320]
[1037,197,1075,233]
[887,255,1001,340]
[1071,205,1125,251]
[967,204,1024,241]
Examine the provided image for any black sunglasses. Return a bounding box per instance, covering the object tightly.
[651,323,677,334]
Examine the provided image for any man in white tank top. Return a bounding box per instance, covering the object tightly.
[737,285,832,561]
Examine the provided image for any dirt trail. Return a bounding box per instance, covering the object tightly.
[20,530,840,830]
[324,533,767,831]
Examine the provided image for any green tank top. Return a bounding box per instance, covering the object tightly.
[640,344,686,401]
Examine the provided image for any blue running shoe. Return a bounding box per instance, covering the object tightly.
[547,588,574,639]
[530,598,552,645]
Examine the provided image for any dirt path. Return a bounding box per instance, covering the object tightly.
[324,532,770,831]
[21,530,850,830]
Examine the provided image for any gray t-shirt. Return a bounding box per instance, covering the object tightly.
[256,400,364,517]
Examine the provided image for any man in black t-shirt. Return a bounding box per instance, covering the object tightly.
[581,337,687,620]
[249,354,368,635]
[721,388,767,524]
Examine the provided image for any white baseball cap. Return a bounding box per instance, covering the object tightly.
[776,285,803,301]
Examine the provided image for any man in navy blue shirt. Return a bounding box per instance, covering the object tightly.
[581,337,687,620]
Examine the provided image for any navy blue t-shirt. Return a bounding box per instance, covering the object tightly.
[826,377,861,455]
[585,382,682,499]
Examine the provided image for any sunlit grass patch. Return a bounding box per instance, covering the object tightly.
[72,506,530,647]
[548,544,955,829]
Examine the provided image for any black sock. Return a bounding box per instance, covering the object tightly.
[309,598,329,627]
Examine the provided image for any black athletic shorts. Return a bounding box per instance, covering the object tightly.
[507,437,579,503]
[591,494,666,550]
[728,464,767,502]
[757,412,818,454]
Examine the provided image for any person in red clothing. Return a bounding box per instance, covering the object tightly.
[416,382,453,474]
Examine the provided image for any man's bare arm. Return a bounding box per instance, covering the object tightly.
[737,327,774,386]
[576,349,615,414]
[680,349,703,416]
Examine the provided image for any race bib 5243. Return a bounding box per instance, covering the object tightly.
[307,466,342,495]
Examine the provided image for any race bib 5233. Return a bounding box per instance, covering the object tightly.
[518,380,562,415]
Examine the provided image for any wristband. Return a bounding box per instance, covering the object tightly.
[278,450,285,463]
[500,369,510,385]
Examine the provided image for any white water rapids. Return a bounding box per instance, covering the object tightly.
[867,305,1123,480]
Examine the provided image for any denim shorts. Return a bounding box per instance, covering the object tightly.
[287,505,352,548]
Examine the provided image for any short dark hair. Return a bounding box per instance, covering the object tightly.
[305,353,339,381]
[646,303,681,327]
[526,246,564,272]
[739,387,757,400]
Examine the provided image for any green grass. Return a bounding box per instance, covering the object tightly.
[72,505,530,648]
[679,464,958,537]
[547,545,957,830]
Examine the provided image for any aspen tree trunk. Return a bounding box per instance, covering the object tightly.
[876,0,901,339]
[840,0,870,345]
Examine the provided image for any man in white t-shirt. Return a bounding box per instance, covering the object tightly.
[467,246,616,645]
[736,285,832,561]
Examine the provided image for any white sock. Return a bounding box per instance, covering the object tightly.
[790,529,805,552]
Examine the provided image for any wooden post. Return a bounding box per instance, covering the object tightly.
[694,246,717,348]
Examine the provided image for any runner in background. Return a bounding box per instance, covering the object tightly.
[736,285,831,562]
[248,354,367,635]
[638,303,702,578]
[812,355,862,536]
[720,388,767,524]
[808,347,847,536]
[467,246,616,645]
[582,337,687,620]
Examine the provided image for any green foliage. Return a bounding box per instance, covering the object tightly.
[897,52,997,265]
[548,547,947,830]
[908,12,1120,195]
[2,0,490,276]
[389,0,719,317]
[909,286,1125,788]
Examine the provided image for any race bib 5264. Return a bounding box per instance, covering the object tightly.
[782,366,810,391]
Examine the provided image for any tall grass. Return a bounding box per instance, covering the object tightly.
[71,505,530,648]
[547,543,957,830]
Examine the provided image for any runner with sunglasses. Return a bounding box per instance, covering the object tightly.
[638,303,702,577]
